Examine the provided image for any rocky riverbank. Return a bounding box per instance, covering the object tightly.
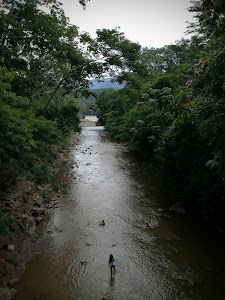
[0,142,75,299]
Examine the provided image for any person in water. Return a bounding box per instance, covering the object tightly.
[146,222,150,227]
[109,254,115,275]
[100,220,105,226]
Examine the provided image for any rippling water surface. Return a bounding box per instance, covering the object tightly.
[15,122,225,300]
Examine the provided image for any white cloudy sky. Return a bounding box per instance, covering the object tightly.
[61,0,194,48]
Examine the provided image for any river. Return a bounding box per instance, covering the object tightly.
[15,117,225,299]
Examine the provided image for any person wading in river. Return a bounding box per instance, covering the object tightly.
[109,254,115,275]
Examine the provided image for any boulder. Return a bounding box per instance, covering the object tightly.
[33,201,41,208]
[10,222,21,233]
[27,216,35,225]
[103,292,113,300]
[28,224,36,235]
[22,214,28,219]
[37,208,47,215]
[0,261,18,286]
[0,288,14,300]
[35,216,44,225]
[7,245,15,251]
[8,278,20,285]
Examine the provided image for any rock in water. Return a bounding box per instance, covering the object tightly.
[103,292,113,300]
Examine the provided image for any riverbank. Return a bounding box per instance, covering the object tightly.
[0,145,75,299]
[0,116,97,299]
[80,115,97,127]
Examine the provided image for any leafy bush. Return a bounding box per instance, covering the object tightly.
[31,163,50,184]
[40,97,81,135]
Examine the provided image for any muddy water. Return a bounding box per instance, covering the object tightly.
[15,122,225,300]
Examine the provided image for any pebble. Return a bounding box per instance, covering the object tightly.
[103,292,113,300]
[7,245,15,251]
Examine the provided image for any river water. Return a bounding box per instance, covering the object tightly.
[15,118,225,299]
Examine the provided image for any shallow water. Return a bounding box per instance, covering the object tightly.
[15,125,225,300]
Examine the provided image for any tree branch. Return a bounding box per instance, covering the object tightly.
[45,69,76,107]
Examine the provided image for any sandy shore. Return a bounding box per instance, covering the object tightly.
[80,116,98,127]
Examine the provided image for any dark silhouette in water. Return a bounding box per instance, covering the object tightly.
[109,254,115,275]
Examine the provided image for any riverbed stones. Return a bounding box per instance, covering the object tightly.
[35,216,44,225]
[0,259,20,287]
[21,213,28,219]
[32,210,39,217]
[7,245,15,251]
[0,138,74,298]
[32,207,46,219]
[0,287,16,300]
[10,222,22,233]
[102,292,113,300]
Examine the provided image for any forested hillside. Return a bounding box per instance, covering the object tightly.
[96,1,225,229]
[90,78,124,90]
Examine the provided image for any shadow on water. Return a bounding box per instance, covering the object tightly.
[15,123,225,300]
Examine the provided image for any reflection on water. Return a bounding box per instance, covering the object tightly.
[15,125,225,300]
[109,275,115,288]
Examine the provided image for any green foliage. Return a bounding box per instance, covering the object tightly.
[115,88,174,148]
[41,95,81,135]
[0,0,103,190]
[95,16,225,227]
[78,91,98,116]
[0,65,74,188]
[0,0,143,191]
[31,162,50,183]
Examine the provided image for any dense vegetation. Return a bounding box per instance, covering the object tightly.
[96,0,225,229]
[79,89,104,116]
[79,79,124,116]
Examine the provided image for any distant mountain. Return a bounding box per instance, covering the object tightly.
[89,78,124,90]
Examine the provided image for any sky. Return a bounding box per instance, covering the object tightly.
[60,0,194,48]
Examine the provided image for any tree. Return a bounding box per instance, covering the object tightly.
[188,0,225,38]
[0,0,104,105]
[94,0,225,227]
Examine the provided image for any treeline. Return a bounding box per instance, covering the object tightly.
[79,89,104,116]
[0,0,142,194]
[0,0,84,191]
[96,1,225,228]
